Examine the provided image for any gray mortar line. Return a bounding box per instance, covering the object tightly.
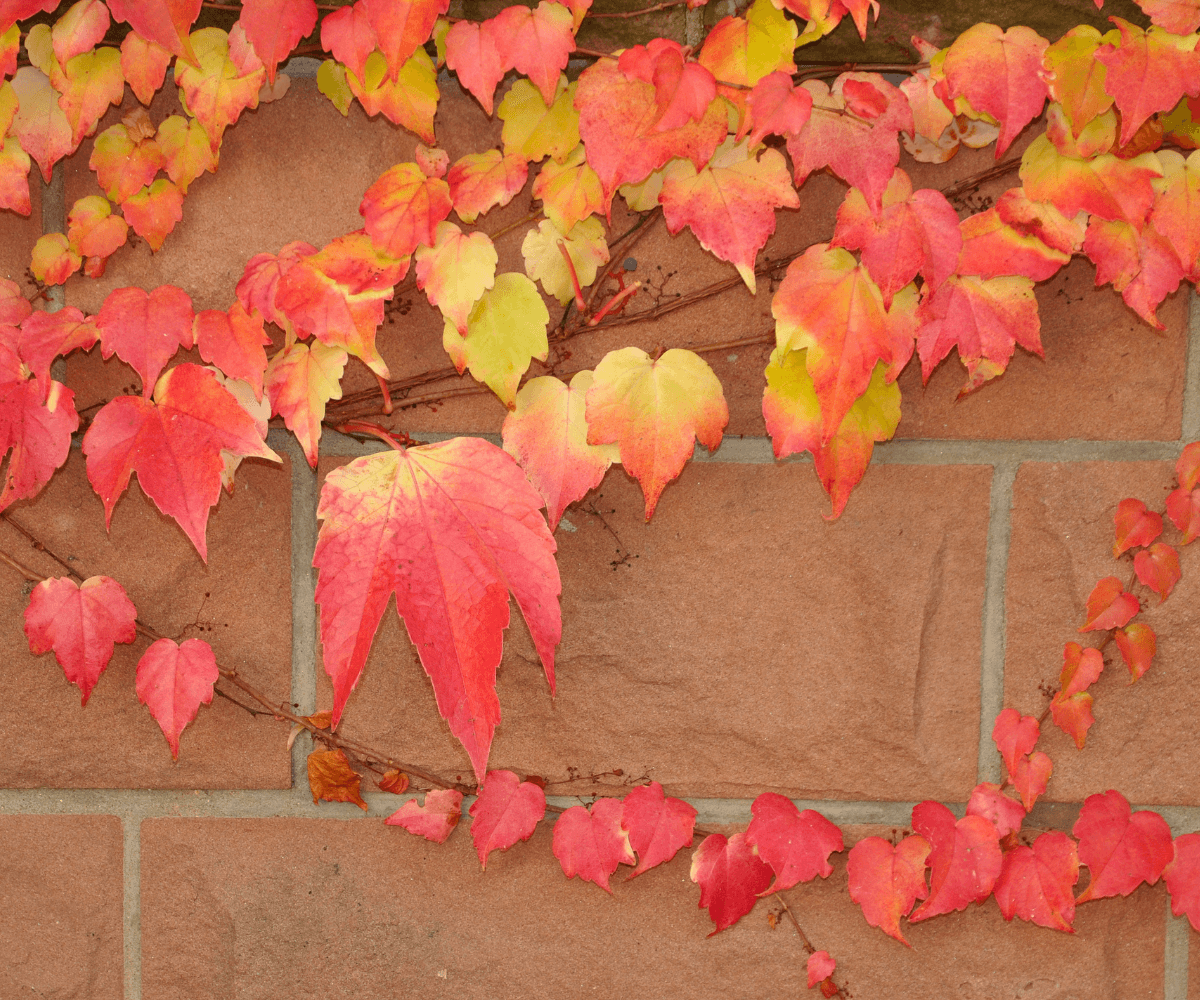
[122,814,142,1000]
[1165,897,1190,1000]
[685,7,704,47]
[976,462,1016,784]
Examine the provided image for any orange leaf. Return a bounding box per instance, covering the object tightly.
[319,3,376,81]
[364,0,449,82]
[360,160,452,259]
[1149,150,1200,280]
[447,149,529,225]
[444,19,505,115]
[956,208,1070,282]
[1115,622,1156,681]
[1134,541,1181,600]
[67,194,127,260]
[10,66,74,183]
[122,178,184,252]
[1097,18,1200,146]
[307,748,368,810]
[239,0,317,84]
[846,834,930,946]
[908,801,1002,922]
[90,124,164,203]
[265,341,346,468]
[193,301,271,401]
[1011,752,1053,811]
[107,0,201,65]
[96,283,194,397]
[1113,497,1163,555]
[120,31,172,105]
[1061,641,1104,697]
[1166,485,1200,543]
[1079,575,1140,630]
[377,768,409,794]
[1050,691,1095,748]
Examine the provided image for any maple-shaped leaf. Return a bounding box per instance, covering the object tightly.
[502,372,619,531]
[660,136,798,294]
[1097,18,1200,146]
[66,194,127,264]
[956,209,1070,282]
[236,240,317,333]
[441,271,549,407]
[313,437,560,782]
[82,363,280,561]
[941,23,1049,157]
[744,792,843,892]
[90,123,164,203]
[992,708,1039,774]
[1080,575,1139,631]
[447,149,529,225]
[122,179,185,252]
[521,217,609,306]
[846,834,930,946]
[30,233,81,286]
[10,66,73,183]
[1135,541,1181,601]
[362,0,450,83]
[786,74,913,215]
[697,0,796,89]
[1166,485,1200,543]
[52,44,124,148]
[345,48,439,144]
[807,951,837,992]
[414,222,496,335]
[1115,622,1156,682]
[994,831,1079,932]
[239,0,316,84]
[265,340,345,468]
[468,769,546,869]
[832,170,961,308]
[136,636,218,759]
[533,144,603,235]
[194,302,271,401]
[0,134,30,216]
[995,188,1087,255]
[1020,134,1162,227]
[174,26,265,149]
[916,274,1041,395]
[554,797,635,892]
[275,231,408,379]
[386,789,465,842]
[360,160,452,259]
[0,371,78,512]
[499,75,579,164]
[1044,26,1117,137]
[762,349,901,518]
[16,306,98,402]
[120,31,172,105]
[586,347,727,519]
[1074,789,1174,902]
[1149,150,1200,280]
[489,2,575,108]
[575,55,726,213]
[1165,833,1200,930]
[966,782,1026,838]
[619,780,696,878]
[1113,497,1163,555]
[96,284,194,397]
[320,2,376,81]
[108,0,201,65]
[24,575,138,705]
[307,748,369,809]
[742,70,812,147]
[444,19,505,116]
[908,800,1002,922]
[690,832,773,934]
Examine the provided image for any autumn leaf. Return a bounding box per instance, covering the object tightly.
[690,832,773,934]
[0,372,78,512]
[265,340,346,468]
[846,834,930,946]
[1115,622,1156,681]
[0,278,30,327]
[386,789,465,842]
[414,222,496,335]
[1061,641,1105,697]
[122,179,184,252]
[956,209,1070,282]
[521,217,609,306]
[995,187,1087,254]
[120,30,172,105]
[136,636,219,759]
[82,363,280,561]
[313,437,560,782]
[30,232,81,285]
[89,123,163,203]
[1074,789,1174,902]
[1166,485,1200,542]
[96,284,194,397]
[10,66,74,184]
[0,135,31,216]
[586,347,728,519]
[1134,541,1181,601]
[992,708,1039,775]
[696,0,796,89]
[107,0,201,65]
[554,797,635,892]
[615,781,696,878]
[744,792,843,892]
[617,39,717,133]
[447,149,529,225]
[53,45,125,149]
[345,49,439,144]
[1020,134,1162,227]
[993,831,1079,932]
[320,2,376,81]
[378,768,409,793]
[239,0,317,84]
[1149,150,1200,280]
[443,19,505,115]
[360,161,452,259]
[807,951,837,992]
[24,575,138,705]
[1079,575,1139,631]
[908,800,1002,922]
[742,70,813,147]
[1113,496,1163,555]
[194,302,271,402]
[307,748,369,810]
[468,769,546,869]
[174,26,265,149]
[1165,833,1200,930]
[533,144,603,234]
[1044,26,1117,137]
[362,0,448,82]
[490,1,575,107]
[236,240,317,333]
[498,75,579,164]
[966,783,1026,839]
[66,194,127,261]
[0,0,57,35]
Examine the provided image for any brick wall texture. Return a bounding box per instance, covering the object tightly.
[2,58,1200,1000]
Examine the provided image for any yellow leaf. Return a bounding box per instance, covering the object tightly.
[696,0,796,88]
[522,217,610,305]
[499,75,579,163]
[415,221,498,334]
[533,144,604,234]
[317,58,353,116]
[618,167,665,212]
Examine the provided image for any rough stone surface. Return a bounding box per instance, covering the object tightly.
[0,452,292,788]
[314,457,991,800]
[0,172,40,288]
[1005,461,1200,804]
[0,814,124,1000]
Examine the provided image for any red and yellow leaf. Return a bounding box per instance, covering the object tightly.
[364,0,450,83]
[345,48,438,144]
[1113,496,1163,554]
[122,178,184,252]
[1097,18,1200,146]
[447,149,529,225]
[498,75,579,164]
[320,2,376,81]
[533,144,603,234]
[136,636,219,759]
[90,123,164,203]
[120,30,172,105]
[107,0,201,65]
[444,19,505,115]
[414,222,496,335]
[696,0,796,88]
[238,0,317,84]
[468,769,546,869]
[236,239,317,333]
[194,301,271,401]
[1020,134,1162,226]
[10,66,74,183]
[66,194,127,260]
[265,340,345,468]
[96,283,194,397]
[360,160,453,259]
[174,26,265,148]
[30,232,81,285]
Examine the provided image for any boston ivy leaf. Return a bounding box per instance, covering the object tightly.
[96,283,194,397]
[498,75,579,164]
[690,831,773,934]
[1044,26,1117,137]
[386,789,464,842]
[265,340,345,469]
[120,31,172,105]
[620,780,696,878]
[846,834,930,945]
[533,144,603,235]
[307,747,369,810]
[14,305,98,401]
[236,239,317,333]
[360,160,453,259]
[1149,150,1200,281]
[0,134,31,216]
[745,792,843,892]
[447,149,529,225]
[908,800,1002,922]
[122,179,184,252]
[238,0,318,84]
[1020,134,1162,227]
[362,0,449,83]
[30,232,81,286]
[345,49,438,144]
[174,26,266,149]
[1115,622,1156,681]
[742,70,813,147]
[155,115,214,195]
[193,301,271,401]
[554,799,636,893]
[320,2,375,81]
[696,0,796,89]
[136,636,219,759]
[66,194,127,262]
[444,19,505,115]
[1166,486,1200,542]
[468,769,546,869]
[1079,575,1139,631]
[1134,541,1181,601]
[0,359,78,512]
[521,216,609,306]
[10,66,74,183]
[414,222,497,335]
[107,0,201,64]
[956,208,1070,282]
[1113,497,1163,555]
[1074,789,1173,902]
[993,831,1079,932]
[488,1,574,107]
[1165,832,1200,930]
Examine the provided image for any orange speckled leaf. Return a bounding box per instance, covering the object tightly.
[313,437,561,782]
[360,160,453,259]
[555,798,635,892]
[1113,497,1163,555]
[1135,541,1181,601]
[1074,789,1173,902]
[120,31,172,105]
[585,347,728,519]
[414,221,497,334]
[10,66,74,183]
[55,45,124,147]
[1020,134,1161,226]
[1079,575,1140,631]
[194,301,271,401]
[994,188,1086,255]
[1115,622,1156,681]
[386,789,465,842]
[1097,18,1200,146]
[239,0,317,83]
[265,340,345,468]
[502,371,619,530]
[108,0,201,65]
[122,178,184,251]
[697,0,796,88]
[307,748,368,810]
[846,834,930,946]
[447,149,529,225]
[660,137,799,294]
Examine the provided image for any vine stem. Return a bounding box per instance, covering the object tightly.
[587,0,689,17]
[774,891,847,998]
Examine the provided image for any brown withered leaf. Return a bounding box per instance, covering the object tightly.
[307,749,368,810]
[378,769,410,794]
[304,710,334,729]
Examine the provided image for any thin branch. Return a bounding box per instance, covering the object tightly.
[940,157,1023,201]
[588,0,688,16]
[774,892,847,998]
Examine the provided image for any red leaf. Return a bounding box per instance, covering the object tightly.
[690,832,773,934]
[443,20,505,115]
[1166,486,1200,543]
[468,769,546,869]
[362,0,449,81]
[1178,440,1200,490]
[385,789,464,842]
[807,950,836,990]
[135,636,219,759]
[744,792,843,892]
[908,800,1002,922]
[1050,691,1096,750]
[991,707,1039,776]
[0,279,32,327]
[194,302,271,401]
[1079,575,1139,631]
[488,2,574,108]
[0,375,78,513]
[1113,497,1163,555]
[993,831,1079,932]
[235,240,318,332]
[1061,641,1105,697]
[1074,789,1173,902]
[966,782,1025,839]
[995,188,1086,255]
[1012,752,1054,811]
[1134,542,1181,601]
[846,834,930,946]
[82,364,280,561]
[238,0,317,84]
[447,150,528,225]
[307,748,368,810]
[620,780,697,877]
[360,161,453,259]
[1020,134,1161,227]
[106,0,201,65]
[742,70,812,147]
[955,208,1069,282]
[553,797,635,892]
[0,1,57,35]
[313,437,560,782]
[320,3,376,81]
[1165,832,1200,931]
[15,307,99,401]
[618,39,717,132]
[24,575,138,705]
[121,32,173,106]
[97,284,194,398]
[1115,622,1156,682]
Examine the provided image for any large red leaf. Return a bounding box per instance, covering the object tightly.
[993,831,1079,932]
[24,575,138,705]
[553,797,634,892]
[193,302,271,402]
[238,0,317,84]
[96,284,194,399]
[236,240,318,332]
[744,792,843,892]
[620,780,697,878]
[12,306,98,402]
[135,636,219,759]
[0,373,78,513]
[385,789,464,842]
[1074,789,1173,902]
[846,834,930,946]
[313,437,561,782]
[81,363,280,561]
[468,769,546,869]
[1135,541,1181,601]
[360,161,452,259]
[908,800,1002,922]
[966,783,1025,839]
[690,832,773,935]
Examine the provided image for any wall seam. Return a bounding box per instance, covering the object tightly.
[976,462,1017,784]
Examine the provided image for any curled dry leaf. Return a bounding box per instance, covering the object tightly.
[307,748,368,811]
